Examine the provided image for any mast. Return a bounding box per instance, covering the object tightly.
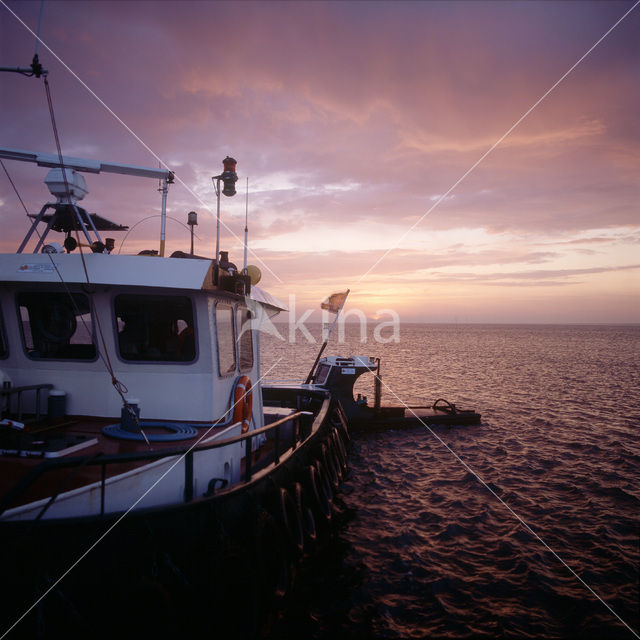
[212,156,238,276]
[243,177,249,272]
[159,175,169,257]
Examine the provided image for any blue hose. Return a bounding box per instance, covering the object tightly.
[102,421,198,442]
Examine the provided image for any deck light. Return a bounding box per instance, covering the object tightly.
[187,211,197,255]
[221,156,237,197]
[213,157,238,278]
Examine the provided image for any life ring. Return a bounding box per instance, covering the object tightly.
[233,376,253,433]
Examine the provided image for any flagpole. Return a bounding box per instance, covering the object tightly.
[304,289,350,385]
[243,176,249,272]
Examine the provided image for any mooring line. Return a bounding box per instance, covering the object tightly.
[1,357,283,640]
[375,374,639,639]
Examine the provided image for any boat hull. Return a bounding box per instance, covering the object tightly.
[0,392,349,639]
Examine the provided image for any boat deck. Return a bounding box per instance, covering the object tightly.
[0,408,299,514]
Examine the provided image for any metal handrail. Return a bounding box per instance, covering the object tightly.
[0,406,320,518]
[0,383,53,421]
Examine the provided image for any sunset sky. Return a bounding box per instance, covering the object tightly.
[1,0,638,323]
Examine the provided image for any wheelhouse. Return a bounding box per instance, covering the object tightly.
[0,252,282,424]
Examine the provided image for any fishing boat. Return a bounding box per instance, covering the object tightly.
[0,43,481,637]
[0,144,350,639]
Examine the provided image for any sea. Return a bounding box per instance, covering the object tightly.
[260,323,639,640]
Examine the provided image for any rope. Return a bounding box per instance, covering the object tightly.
[0,159,32,219]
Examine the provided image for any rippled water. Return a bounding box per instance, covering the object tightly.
[261,324,639,639]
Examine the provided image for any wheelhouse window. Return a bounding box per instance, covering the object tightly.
[315,363,331,386]
[18,292,96,360]
[0,307,7,358]
[115,294,195,362]
[215,303,236,375]
[237,306,253,371]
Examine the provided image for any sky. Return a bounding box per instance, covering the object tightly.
[0,0,638,324]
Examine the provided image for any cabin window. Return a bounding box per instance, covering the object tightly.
[115,294,195,362]
[315,363,331,386]
[18,292,96,360]
[215,303,236,375]
[237,307,254,371]
[0,307,7,358]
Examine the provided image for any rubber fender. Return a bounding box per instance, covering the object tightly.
[331,428,348,474]
[278,487,304,558]
[209,541,262,639]
[254,510,289,604]
[328,434,344,482]
[314,458,334,507]
[330,406,350,442]
[305,464,332,523]
[115,576,178,638]
[321,441,340,490]
[294,482,317,552]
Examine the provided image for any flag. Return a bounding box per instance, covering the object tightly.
[320,290,349,314]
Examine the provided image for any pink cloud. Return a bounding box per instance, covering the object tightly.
[1,0,638,321]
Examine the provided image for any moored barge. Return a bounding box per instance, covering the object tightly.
[305,355,481,431]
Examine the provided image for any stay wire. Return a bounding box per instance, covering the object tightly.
[0,159,32,219]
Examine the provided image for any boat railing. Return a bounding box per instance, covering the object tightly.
[0,408,317,520]
[0,383,54,423]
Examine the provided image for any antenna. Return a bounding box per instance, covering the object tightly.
[35,0,45,58]
[0,1,48,78]
[243,177,249,272]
